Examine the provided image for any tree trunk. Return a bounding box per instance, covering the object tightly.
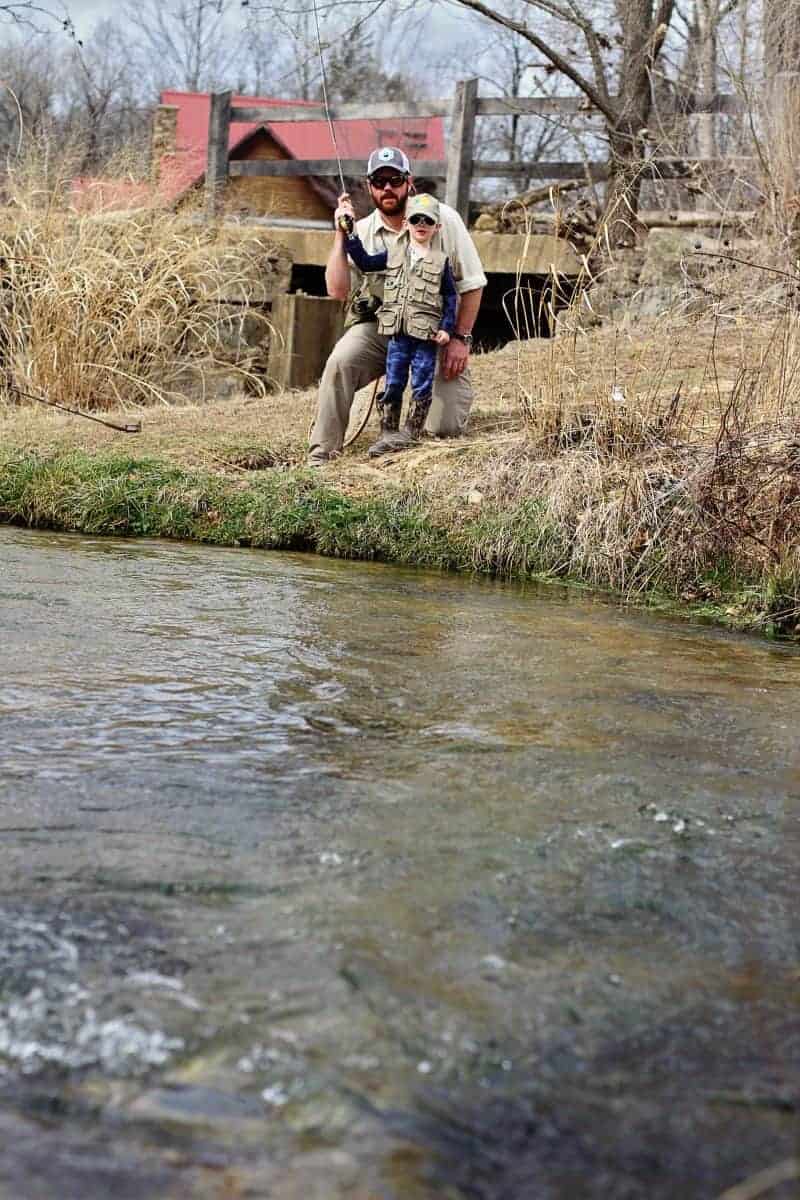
[448,0,676,245]
[602,0,675,248]
[605,122,648,248]
[695,0,718,161]
[763,0,800,246]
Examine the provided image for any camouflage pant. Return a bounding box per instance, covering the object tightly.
[384,334,438,404]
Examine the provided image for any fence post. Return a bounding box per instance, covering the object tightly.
[206,90,232,220]
[445,78,478,223]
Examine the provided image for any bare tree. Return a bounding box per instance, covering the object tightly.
[123,0,245,94]
[467,1,582,197]
[729,0,758,152]
[252,4,319,100]
[0,0,78,40]
[441,0,681,244]
[241,0,414,100]
[318,21,414,103]
[232,18,285,94]
[762,0,800,240]
[61,20,150,174]
[763,0,800,75]
[685,0,722,157]
[0,32,61,160]
[668,0,743,160]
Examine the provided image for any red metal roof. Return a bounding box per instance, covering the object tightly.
[159,90,445,203]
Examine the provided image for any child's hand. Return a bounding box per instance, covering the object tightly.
[434,330,450,346]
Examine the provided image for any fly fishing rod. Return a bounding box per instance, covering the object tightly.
[312,0,353,234]
[9,385,141,434]
[311,0,379,448]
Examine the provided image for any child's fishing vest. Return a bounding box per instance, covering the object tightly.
[376,245,447,340]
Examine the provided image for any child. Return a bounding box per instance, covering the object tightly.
[342,192,458,457]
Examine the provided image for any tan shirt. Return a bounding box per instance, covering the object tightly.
[351,201,487,296]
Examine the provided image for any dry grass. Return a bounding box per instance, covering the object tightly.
[461,312,800,626]
[0,141,278,415]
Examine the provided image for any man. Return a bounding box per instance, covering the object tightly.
[308,146,486,466]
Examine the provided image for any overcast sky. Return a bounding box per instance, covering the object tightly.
[73,0,107,35]
[58,0,474,50]
[47,0,106,40]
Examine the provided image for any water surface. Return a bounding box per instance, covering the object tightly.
[1,527,798,1199]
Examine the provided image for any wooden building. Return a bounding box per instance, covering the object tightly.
[153,91,446,222]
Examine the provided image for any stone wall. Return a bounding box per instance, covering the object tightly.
[561,229,785,332]
[151,107,178,184]
[174,223,294,399]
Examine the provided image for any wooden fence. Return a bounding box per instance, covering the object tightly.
[205,81,746,223]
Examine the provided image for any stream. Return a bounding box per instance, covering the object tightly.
[1,526,798,1199]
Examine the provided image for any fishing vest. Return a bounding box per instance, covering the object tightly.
[377,245,447,340]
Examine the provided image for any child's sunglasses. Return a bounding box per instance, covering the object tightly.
[408,215,436,226]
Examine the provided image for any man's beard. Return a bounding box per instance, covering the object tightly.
[375,191,407,215]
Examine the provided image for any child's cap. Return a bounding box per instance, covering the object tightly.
[406,193,441,221]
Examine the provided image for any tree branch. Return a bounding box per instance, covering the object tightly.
[719,0,742,19]
[653,2,677,63]
[558,0,613,110]
[449,0,619,124]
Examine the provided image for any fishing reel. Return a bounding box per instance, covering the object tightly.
[352,295,380,318]
[337,213,354,235]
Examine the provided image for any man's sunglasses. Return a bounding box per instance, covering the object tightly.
[368,173,407,189]
[408,215,436,226]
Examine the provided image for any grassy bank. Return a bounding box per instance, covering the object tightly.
[2,315,799,639]
[0,440,790,638]
[0,449,467,567]
[0,447,585,582]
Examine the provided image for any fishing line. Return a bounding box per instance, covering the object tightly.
[310,0,380,447]
[311,0,346,198]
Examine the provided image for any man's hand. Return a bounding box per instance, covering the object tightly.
[442,336,469,378]
[335,193,355,233]
[434,329,450,346]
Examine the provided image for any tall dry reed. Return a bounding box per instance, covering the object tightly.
[501,306,800,624]
[0,140,270,412]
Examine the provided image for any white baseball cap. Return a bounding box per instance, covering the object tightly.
[367,146,411,177]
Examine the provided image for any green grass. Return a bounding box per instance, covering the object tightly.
[0,449,795,638]
[0,450,468,567]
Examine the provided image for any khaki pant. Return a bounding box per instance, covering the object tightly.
[309,322,473,458]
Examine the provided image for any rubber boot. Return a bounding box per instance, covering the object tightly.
[368,393,431,457]
[376,390,402,434]
[367,388,403,457]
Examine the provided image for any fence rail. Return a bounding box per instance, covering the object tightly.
[228,155,755,183]
[229,92,742,124]
[206,84,748,221]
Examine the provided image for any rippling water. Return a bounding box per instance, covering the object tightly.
[1,527,798,1199]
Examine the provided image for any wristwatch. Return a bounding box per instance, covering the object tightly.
[453,332,473,346]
